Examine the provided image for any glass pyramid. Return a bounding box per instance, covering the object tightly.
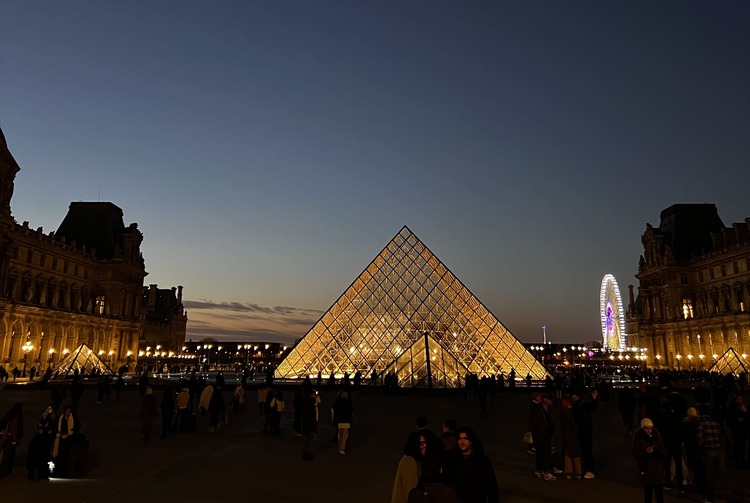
[51,343,115,379]
[276,226,549,387]
[707,347,748,375]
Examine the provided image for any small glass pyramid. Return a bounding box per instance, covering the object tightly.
[51,343,116,379]
[276,226,549,387]
[707,347,748,375]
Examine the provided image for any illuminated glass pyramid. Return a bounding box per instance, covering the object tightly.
[51,343,115,380]
[707,347,748,375]
[277,226,549,387]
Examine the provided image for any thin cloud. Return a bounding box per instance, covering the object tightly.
[183,298,323,344]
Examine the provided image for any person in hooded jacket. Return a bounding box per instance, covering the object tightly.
[632,417,668,503]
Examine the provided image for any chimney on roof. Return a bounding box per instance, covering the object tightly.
[177,285,183,305]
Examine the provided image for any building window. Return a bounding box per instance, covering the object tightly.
[721,264,727,277]
[96,295,106,315]
[710,268,715,280]
[682,299,694,319]
[680,273,688,284]
[699,270,704,282]
[734,261,739,274]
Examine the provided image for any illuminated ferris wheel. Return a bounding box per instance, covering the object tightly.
[600,274,626,351]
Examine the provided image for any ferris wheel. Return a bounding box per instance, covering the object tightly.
[600,274,626,351]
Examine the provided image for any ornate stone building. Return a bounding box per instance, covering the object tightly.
[141,284,188,353]
[0,128,147,374]
[627,204,750,369]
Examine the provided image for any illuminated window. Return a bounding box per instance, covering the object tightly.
[95,295,106,315]
[682,299,694,319]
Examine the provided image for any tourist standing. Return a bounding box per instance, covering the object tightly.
[332,389,353,454]
[0,403,23,477]
[160,387,176,439]
[443,426,499,503]
[632,418,668,503]
[392,431,423,503]
[697,408,725,503]
[301,384,321,460]
[139,387,158,441]
[559,398,582,479]
[529,392,556,481]
[571,389,598,479]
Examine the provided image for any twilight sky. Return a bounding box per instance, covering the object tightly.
[2,2,748,345]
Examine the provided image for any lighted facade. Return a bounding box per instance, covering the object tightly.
[600,274,626,351]
[277,226,548,387]
[626,204,750,370]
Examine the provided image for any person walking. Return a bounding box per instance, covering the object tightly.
[174,386,190,433]
[332,389,353,455]
[632,418,668,503]
[207,385,225,432]
[160,387,176,439]
[269,390,285,436]
[139,387,158,441]
[301,384,321,461]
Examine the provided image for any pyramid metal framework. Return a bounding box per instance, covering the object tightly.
[50,343,116,380]
[277,226,549,387]
[707,347,748,375]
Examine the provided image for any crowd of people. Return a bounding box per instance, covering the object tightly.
[524,369,748,503]
[0,364,747,503]
[391,417,498,503]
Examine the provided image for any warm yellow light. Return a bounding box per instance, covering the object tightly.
[687,354,693,360]
[138,351,144,357]
[49,348,55,354]
[63,349,69,355]
[676,354,682,360]
[655,355,662,360]
[712,354,718,359]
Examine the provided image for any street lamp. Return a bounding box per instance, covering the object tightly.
[655,354,661,369]
[22,340,34,377]
[48,348,55,369]
[675,354,682,370]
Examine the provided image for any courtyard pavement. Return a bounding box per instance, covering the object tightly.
[0,381,747,503]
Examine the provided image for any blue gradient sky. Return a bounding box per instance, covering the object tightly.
[2,2,748,344]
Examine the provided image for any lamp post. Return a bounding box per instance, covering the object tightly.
[217,346,223,368]
[675,354,682,370]
[22,340,33,377]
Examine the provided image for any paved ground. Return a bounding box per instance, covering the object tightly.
[0,381,747,503]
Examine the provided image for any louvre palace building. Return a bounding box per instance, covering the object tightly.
[626,204,750,370]
[0,127,185,375]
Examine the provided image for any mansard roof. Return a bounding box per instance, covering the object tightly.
[55,202,128,259]
[657,204,725,261]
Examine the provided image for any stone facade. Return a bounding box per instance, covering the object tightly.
[626,204,750,369]
[141,284,187,353]
[0,128,147,373]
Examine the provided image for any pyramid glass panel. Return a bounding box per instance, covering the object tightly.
[707,347,748,375]
[276,226,549,386]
